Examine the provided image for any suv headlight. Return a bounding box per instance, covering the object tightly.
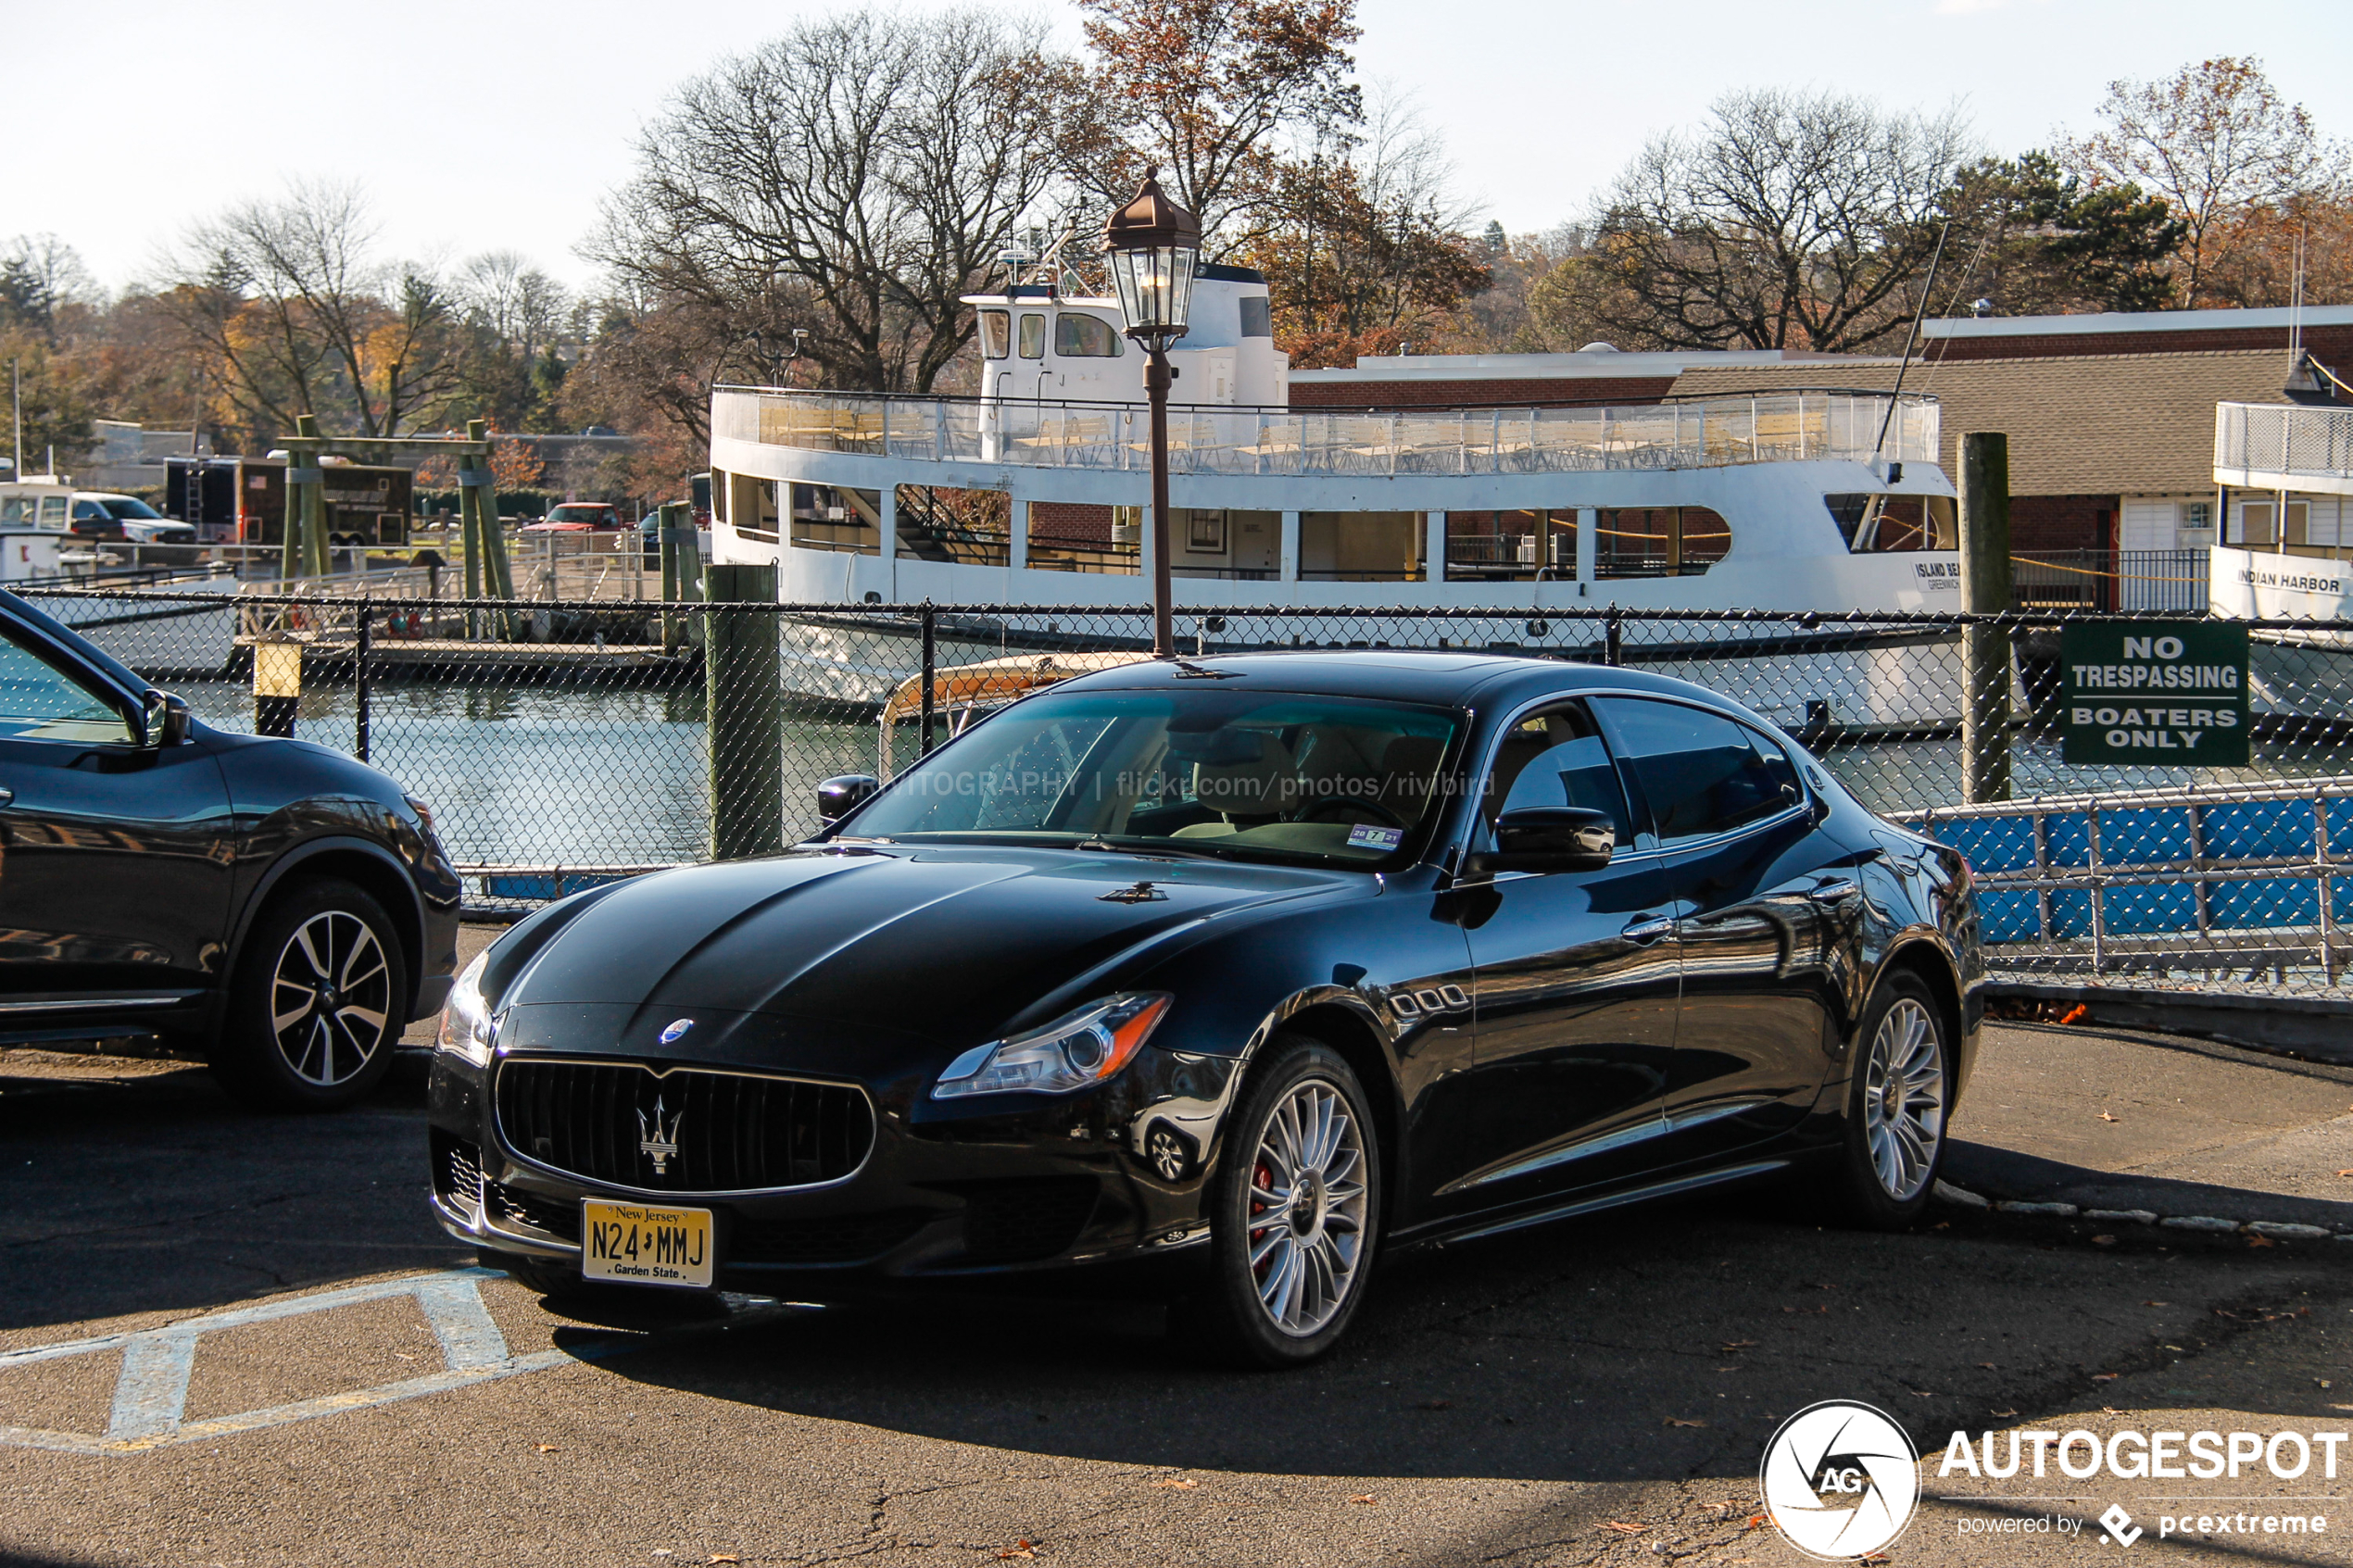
[435,952,496,1067]
[931,993,1172,1099]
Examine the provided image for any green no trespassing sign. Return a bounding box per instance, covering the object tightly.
[2060,621,2250,767]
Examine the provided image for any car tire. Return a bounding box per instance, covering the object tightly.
[1826,970,1951,1229]
[1178,1036,1381,1369]
[210,876,409,1112]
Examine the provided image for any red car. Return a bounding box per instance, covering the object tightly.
[522,503,623,533]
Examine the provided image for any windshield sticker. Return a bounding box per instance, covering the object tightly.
[1346,824,1404,851]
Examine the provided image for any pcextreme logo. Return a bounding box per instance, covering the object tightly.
[1758,1400,1921,1560]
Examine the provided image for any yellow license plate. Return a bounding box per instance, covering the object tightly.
[580,1200,714,1288]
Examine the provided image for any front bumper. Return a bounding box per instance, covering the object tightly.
[425,1038,1241,1293]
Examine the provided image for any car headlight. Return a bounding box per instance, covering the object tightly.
[435,951,496,1067]
[931,993,1172,1099]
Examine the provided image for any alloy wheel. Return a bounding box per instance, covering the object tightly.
[270,911,394,1087]
[1245,1077,1370,1336]
[1862,997,1945,1201]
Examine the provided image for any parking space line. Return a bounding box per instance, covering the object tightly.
[104,1330,197,1443]
[0,1268,589,1456]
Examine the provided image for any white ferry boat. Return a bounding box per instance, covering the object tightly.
[706,266,1960,726]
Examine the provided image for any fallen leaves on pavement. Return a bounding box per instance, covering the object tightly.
[1603,1522,1648,1534]
[995,1542,1039,1560]
[2098,1110,2120,1123]
[1348,1495,1378,1506]
[1665,1417,1708,1428]
[1150,1478,1198,1489]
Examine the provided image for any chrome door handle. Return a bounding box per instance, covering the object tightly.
[1808,880,1860,905]
[1621,915,1676,945]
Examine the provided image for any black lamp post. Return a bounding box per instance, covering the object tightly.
[1101,167,1201,658]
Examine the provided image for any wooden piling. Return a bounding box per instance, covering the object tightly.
[1959,431,2013,804]
[704,562,782,860]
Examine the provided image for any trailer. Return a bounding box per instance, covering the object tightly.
[166,457,413,547]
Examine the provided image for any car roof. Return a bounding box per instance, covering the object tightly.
[1048,649,1768,719]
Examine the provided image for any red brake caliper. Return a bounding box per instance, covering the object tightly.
[1250,1160,1277,1276]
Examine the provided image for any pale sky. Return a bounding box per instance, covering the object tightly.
[17,0,2351,298]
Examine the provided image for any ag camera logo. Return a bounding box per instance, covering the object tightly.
[1760,1400,1921,1559]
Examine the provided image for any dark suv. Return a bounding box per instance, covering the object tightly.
[0,590,460,1109]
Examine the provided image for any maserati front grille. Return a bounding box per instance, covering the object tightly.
[494,1059,875,1194]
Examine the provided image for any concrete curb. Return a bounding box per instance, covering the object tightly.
[1931,1179,2353,1240]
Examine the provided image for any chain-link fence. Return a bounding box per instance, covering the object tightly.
[23,584,2353,1000]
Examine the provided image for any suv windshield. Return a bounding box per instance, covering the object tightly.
[547,505,614,522]
[94,497,164,521]
[847,686,1460,866]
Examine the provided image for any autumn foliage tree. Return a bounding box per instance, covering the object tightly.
[1070,0,1362,254]
[2062,56,2350,307]
[1242,103,1489,367]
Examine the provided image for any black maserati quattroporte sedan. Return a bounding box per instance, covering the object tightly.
[429,652,1980,1365]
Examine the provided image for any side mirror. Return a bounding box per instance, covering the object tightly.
[138,689,191,748]
[1466,806,1615,877]
[817,773,879,824]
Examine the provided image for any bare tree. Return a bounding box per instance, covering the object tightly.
[156,181,466,437]
[0,234,98,338]
[1070,0,1361,255]
[459,251,570,365]
[1568,88,1969,353]
[2061,56,2350,306]
[594,9,1074,394]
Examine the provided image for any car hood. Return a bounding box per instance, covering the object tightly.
[499,845,1357,1042]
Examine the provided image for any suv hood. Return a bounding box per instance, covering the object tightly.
[500,845,1355,1041]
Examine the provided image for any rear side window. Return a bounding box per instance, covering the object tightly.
[1591,698,1798,844]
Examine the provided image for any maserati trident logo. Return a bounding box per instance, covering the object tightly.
[636,1096,682,1175]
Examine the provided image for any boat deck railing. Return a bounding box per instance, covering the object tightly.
[2216,401,2353,495]
[713,388,1941,477]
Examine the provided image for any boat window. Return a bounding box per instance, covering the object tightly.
[846,689,1461,868]
[894,484,1010,567]
[1825,493,1956,553]
[979,310,1011,359]
[1593,507,1730,578]
[1054,313,1124,358]
[0,496,29,525]
[1239,296,1273,339]
[1590,698,1799,844]
[39,496,67,527]
[1017,313,1045,359]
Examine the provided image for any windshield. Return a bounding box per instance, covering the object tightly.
[845,686,1461,866]
[547,505,613,522]
[96,497,163,521]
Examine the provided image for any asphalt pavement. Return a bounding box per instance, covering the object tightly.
[1,973,2347,1568]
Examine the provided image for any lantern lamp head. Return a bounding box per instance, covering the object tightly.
[1100,166,1201,353]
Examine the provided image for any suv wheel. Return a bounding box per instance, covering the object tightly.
[211,876,408,1111]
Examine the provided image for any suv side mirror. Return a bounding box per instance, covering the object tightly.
[1466,806,1615,877]
[139,689,192,748]
[817,773,879,824]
